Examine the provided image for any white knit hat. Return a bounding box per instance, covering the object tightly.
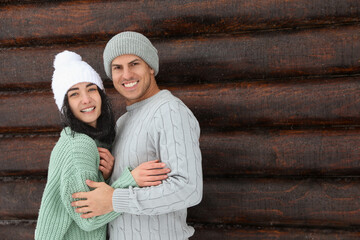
[103,31,159,79]
[51,50,104,111]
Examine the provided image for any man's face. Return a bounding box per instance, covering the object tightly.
[111,54,157,105]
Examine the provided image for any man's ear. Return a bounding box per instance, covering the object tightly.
[150,68,155,75]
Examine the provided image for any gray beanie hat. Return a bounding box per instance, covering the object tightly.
[103,31,159,79]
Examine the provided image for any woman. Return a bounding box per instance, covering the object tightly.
[35,51,168,239]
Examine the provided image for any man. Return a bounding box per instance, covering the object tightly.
[72,31,203,239]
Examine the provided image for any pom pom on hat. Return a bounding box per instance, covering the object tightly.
[51,50,104,111]
[54,50,82,69]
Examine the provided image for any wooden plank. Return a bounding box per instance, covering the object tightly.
[192,225,360,240]
[0,220,36,240]
[1,25,360,88]
[0,0,359,46]
[3,177,360,228]
[2,129,360,177]
[0,134,58,176]
[1,221,360,240]
[188,178,360,227]
[1,77,359,131]
[0,178,44,220]
[201,129,360,176]
[0,91,63,131]
[171,78,360,128]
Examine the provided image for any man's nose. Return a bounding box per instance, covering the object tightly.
[122,67,133,80]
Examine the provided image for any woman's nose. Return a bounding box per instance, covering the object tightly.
[81,93,91,104]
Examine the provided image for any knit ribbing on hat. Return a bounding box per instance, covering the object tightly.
[103,31,159,79]
[51,50,104,111]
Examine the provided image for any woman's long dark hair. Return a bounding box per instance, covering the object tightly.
[60,87,116,145]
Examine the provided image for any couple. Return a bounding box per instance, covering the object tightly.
[35,31,203,240]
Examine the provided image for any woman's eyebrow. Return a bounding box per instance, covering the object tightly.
[67,87,79,92]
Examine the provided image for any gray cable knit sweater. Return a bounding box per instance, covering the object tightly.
[109,90,203,240]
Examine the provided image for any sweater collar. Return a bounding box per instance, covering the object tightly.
[126,90,169,112]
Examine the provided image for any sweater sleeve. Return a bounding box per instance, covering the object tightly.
[60,137,137,231]
[112,101,203,215]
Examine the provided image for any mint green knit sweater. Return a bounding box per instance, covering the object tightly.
[35,127,137,240]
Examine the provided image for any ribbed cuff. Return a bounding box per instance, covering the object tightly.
[112,188,131,213]
[111,167,138,189]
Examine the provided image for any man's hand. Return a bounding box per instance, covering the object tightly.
[131,160,170,187]
[98,147,114,180]
[71,180,114,218]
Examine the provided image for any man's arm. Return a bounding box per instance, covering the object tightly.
[72,159,170,218]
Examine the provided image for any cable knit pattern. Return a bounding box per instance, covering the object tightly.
[109,90,203,240]
[35,127,138,240]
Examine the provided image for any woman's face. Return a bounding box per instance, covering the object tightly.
[67,82,102,128]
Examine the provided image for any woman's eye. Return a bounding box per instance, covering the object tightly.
[88,88,97,92]
[69,92,77,97]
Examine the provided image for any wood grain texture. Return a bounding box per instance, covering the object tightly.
[3,177,360,228]
[1,220,360,240]
[188,178,360,227]
[192,225,360,240]
[1,77,359,131]
[0,220,36,240]
[1,25,360,88]
[0,134,57,175]
[201,129,360,176]
[2,129,360,177]
[0,0,359,46]
[0,178,44,220]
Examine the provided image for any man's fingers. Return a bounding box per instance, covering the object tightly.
[81,212,95,219]
[72,192,87,199]
[86,180,102,188]
[71,199,88,207]
[75,206,90,213]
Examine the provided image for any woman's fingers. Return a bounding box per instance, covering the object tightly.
[141,181,162,187]
[100,159,110,169]
[145,174,168,182]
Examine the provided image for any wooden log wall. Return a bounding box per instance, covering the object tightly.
[1,0,360,239]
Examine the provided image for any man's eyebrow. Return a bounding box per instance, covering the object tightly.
[112,58,141,66]
[129,58,141,64]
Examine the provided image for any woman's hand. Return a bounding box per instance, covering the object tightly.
[98,147,114,180]
[131,160,170,187]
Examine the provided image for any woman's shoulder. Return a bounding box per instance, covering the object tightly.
[59,127,97,152]
[56,127,99,172]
